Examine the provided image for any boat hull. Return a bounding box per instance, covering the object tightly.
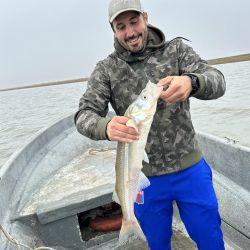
[0,114,249,249]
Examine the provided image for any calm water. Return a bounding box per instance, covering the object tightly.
[0,61,250,168]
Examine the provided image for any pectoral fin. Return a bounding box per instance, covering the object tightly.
[126,119,139,133]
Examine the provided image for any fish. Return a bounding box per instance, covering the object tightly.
[113,80,163,245]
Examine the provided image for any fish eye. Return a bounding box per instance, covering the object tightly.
[142,95,147,100]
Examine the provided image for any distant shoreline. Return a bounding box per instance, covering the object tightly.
[0,78,88,92]
[0,53,249,92]
[207,53,250,65]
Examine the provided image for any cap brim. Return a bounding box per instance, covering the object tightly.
[109,8,143,23]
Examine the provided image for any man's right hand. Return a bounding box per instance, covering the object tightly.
[106,116,139,143]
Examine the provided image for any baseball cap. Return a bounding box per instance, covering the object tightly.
[108,0,144,23]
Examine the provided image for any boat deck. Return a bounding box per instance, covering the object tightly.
[90,227,196,250]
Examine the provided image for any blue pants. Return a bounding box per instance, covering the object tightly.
[134,158,225,250]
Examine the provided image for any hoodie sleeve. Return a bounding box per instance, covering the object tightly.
[74,60,112,140]
[176,39,226,100]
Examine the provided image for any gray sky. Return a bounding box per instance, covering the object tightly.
[0,0,249,88]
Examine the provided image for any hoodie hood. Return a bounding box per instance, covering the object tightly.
[113,24,166,62]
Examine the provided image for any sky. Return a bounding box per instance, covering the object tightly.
[0,0,250,89]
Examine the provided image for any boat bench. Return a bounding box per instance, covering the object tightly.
[36,183,113,225]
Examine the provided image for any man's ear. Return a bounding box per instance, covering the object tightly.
[143,12,148,24]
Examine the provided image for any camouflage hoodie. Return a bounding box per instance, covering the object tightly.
[75,25,226,176]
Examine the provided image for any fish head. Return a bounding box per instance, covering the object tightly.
[126,81,163,126]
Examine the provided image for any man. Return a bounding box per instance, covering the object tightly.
[75,0,226,249]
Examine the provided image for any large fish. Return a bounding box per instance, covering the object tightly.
[113,81,163,244]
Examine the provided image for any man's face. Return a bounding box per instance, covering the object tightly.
[112,11,148,53]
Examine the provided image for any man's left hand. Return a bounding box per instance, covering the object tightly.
[157,75,192,103]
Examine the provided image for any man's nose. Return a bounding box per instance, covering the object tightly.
[126,25,135,37]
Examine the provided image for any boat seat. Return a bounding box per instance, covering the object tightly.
[36,183,114,225]
[19,147,117,225]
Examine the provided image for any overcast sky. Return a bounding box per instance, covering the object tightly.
[0,0,249,88]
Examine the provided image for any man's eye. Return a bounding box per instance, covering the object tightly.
[131,19,138,25]
[117,25,125,30]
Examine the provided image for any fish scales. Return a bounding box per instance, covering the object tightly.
[113,81,162,245]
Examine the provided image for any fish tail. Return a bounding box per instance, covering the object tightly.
[118,217,146,245]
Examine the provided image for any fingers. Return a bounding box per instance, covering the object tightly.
[106,116,139,143]
[158,75,192,103]
[157,76,174,87]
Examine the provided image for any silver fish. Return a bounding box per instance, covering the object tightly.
[113,81,162,244]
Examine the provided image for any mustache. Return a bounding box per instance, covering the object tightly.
[125,34,141,42]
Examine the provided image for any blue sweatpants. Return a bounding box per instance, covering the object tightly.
[134,158,225,250]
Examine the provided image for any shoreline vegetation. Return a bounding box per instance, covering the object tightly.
[207,53,250,65]
[1,53,249,92]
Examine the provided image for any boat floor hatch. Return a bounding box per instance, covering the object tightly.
[36,185,119,249]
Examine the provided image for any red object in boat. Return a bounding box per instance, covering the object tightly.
[89,214,122,232]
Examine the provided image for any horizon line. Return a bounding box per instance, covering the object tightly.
[0,53,249,92]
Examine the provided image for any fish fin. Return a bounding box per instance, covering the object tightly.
[118,216,146,245]
[143,150,149,163]
[112,190,120,205]
[137,171,150,192]
[126,119,139,133]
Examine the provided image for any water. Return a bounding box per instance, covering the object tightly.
[0,83,86,167]
[0,61,250,168]
[191,61,250,145]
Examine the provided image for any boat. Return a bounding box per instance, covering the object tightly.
[0,113,250,250]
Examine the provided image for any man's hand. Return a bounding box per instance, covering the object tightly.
[106,116,139,143]
[157,75,192,103]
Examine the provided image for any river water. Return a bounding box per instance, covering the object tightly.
[0,61,249,168]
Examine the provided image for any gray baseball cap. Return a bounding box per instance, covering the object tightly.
[108,0,143,23]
